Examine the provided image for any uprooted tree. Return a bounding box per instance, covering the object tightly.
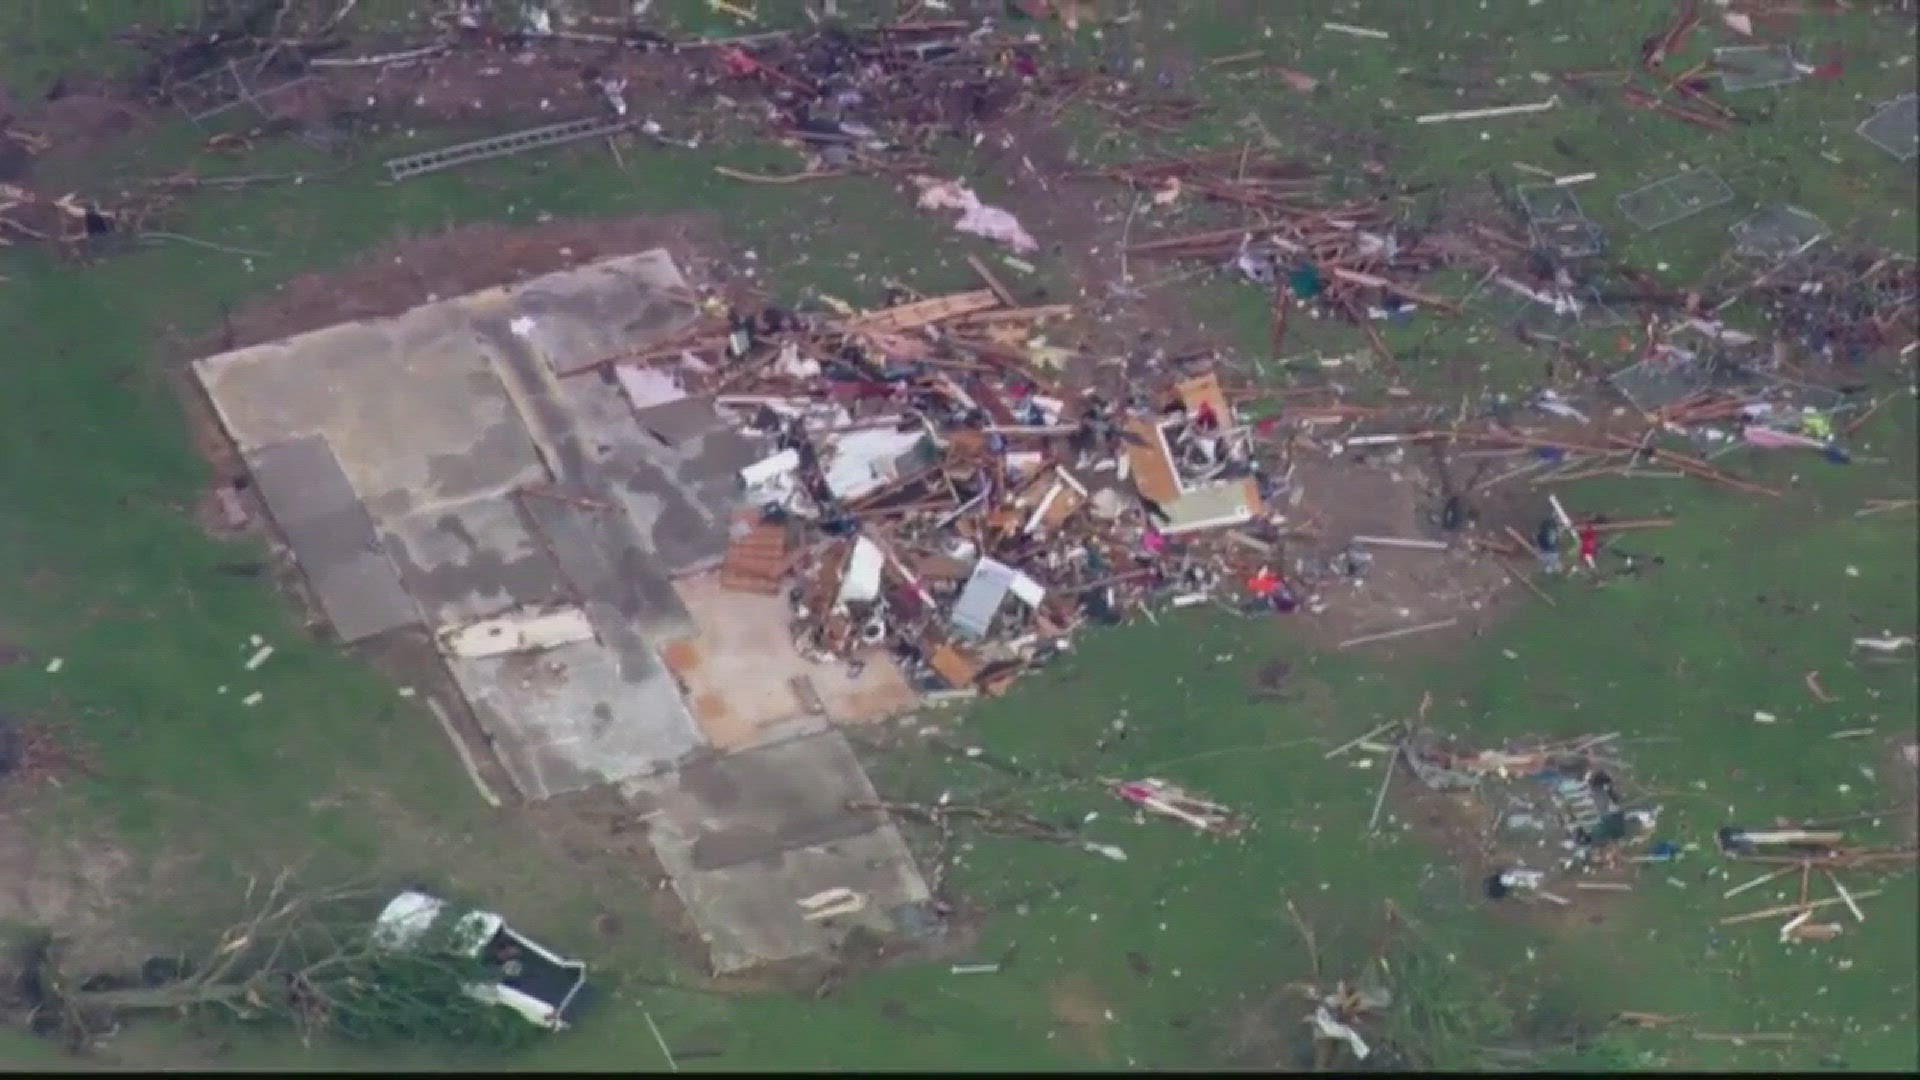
[8,872,540,1052]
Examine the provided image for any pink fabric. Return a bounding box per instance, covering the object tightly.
[1743,426,1824,450]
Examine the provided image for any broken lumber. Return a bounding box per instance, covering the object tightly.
[1326,267,1460,311]
[843,290,1001,333]
[1415,97,1559,124]
[966,253,1018,308]
[1351,534,1449,551]
[1719,889,1882,926]
[1339,618,1459,649]
[1324,721,1401,759]
[1588,517,1674,533]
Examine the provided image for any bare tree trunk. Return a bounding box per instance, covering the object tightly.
[62,980,256,1013]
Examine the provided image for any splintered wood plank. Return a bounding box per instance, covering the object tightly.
[1125,419,1181,506]
[842,289,1001,334]
[929,642,983,689]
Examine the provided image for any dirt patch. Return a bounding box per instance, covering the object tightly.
[1282,454,1520,649]
[300,46,712,133]
[0,807,143,975]
[0,719,92,789]
[1222,988,1315,1071]
[212,211,719,352]
[1047,975,1116,1063]
[1387,778,1615,937]
[16,79,153,172]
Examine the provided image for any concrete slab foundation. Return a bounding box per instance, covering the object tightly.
[665,571,921,752]
[245,435,419,643]
[625,728,938,975]
[195,248,935,973]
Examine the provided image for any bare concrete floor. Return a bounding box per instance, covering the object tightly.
[663,572,922,752]
[623,727,935,975]
[193,252,716,797]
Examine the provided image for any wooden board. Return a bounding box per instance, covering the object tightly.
[842,289,1000,334]
[1125,419,1181,505]
[929,642,982,689]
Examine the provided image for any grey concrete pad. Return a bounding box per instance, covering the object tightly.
[246,435,420,643]
[669,827,932,975]
[380,497,569,626]
[556,364,762,577]
[195,308,548,518]
[626,728,935,974]
[634,398,723,448]
[506,248,702,380]
[476,292,757,579]
[518,491,694,642]
[666,572,920,751]
[448,632,703,801]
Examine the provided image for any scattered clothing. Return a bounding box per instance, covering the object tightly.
[1535,517,1562,574]
[1577,524,1599,567]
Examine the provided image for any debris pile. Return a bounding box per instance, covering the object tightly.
[1103,153,1459,355]
[1302,979,1392,1064]
[712,20,1065,174]
[1737,250,1919,365]
[1108,776,1248,836]
[577,285,1317,699]
[1715,819,1915,946]
[1398,729,1667,900]
[0,182,143,253]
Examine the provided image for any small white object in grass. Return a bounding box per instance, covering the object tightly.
[1753,710,1777,723]
[244,645,274,671]
[1323,21,1390,40]
[1845,566,1859,577]
[398,686,416,698]
[249,634,263,647]
[242,691,264,707]
[1503,649,1518,660]
[44,657,63,674]
[218,685,228,694]
[965,746,982,757]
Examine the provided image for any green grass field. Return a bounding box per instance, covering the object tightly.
[2,0,1915,1072]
